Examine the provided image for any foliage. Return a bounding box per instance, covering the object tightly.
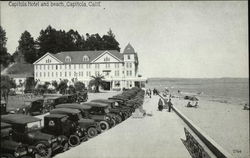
[1,75,16,102]
[89,74,105,93]
[17,31,37,63]
[24,77,36,92]
[52,80,58,90]
[68,85,76,94]
[74,81,85,92]
[0,26,11,67]
[57,79,68,94]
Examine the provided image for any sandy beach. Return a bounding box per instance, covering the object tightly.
[172,97,249,158]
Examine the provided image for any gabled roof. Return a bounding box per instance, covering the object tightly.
[123,43,136,54]
[53,50,123,64]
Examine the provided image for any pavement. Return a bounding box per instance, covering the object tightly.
[55,95,191,158]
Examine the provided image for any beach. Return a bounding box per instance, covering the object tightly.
[172,97,249,158]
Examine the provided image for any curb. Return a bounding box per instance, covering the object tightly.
[172,105,232,158]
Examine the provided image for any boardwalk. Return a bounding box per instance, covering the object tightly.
[55,95,191,158]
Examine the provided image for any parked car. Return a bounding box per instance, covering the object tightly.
[80,102,115,131]
[91,99,132,121]
[108,97,135,113]
[55,103,101,137]
[1,114,66,158]
[16,98,46,116]
[76,91,88,103]
[63,94,78,103]
[49,108,88,141]
[42,113,84,147]
[1,122,37,158]
[43,96,68,110]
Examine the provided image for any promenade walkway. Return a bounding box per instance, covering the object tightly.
[55,95,191,158]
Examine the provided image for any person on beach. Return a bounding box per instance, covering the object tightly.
[158,98,163,111]
[168,99,173,112]
[187,102,192,107]
[149,89,152,98]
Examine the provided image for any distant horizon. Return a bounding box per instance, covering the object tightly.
[147,77,249,79]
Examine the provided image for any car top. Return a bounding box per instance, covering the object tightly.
[91,99,116,104]
[81,102,108,107]
[56,103,88,110]
[1,122,12,129]
[45,96,65,100]
[1,114,41,125]
[50,108,81,115]
[24,98,44,102]
[45,113,68,119]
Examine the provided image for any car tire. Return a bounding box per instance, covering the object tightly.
[111,118,116,126]
[116,115,123,123]
[99,121,109,132]
[87,127,98,138]
[35,143,52,158]
[68,135,80,147]
[1,153,15,158]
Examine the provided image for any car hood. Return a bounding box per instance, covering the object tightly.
[28,130,54,141]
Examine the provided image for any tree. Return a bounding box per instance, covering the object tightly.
[0,26,11,67]
[52,80,58,90]
[68,85,76,94]
[24,77,37,93]
[89,74,105,93]
[1,75,16,103]
[102,29,120,51]
[74,81,85,92]
[18,31,37,63]
[57,79,68,94]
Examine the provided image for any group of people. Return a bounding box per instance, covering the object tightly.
[146,88,160,98]
[158,97,173,112]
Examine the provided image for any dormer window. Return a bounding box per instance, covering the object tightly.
[127,55,130,60]
[46,59,51,63]
[65,56,71,62]
[83,55,89,62]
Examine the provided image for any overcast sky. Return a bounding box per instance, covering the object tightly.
[1,1,248,78]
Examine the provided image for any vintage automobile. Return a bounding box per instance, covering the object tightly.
[1,114,67,158]
[55,103,102,137]
[91,99,132,121]
[76,91,88,103]
[43,96,68,110]
[50,107,98,138]
[108,97,135,113]
[63,94,78,103]
[49,108,89,140]
[1,122,37,158]
[42,113,84,147]
[80,102,115,130]
[16,98,46,116]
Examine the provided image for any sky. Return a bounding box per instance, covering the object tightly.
[1,1,248,78]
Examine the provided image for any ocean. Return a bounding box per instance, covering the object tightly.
[146,78,249,105]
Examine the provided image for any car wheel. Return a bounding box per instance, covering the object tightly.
[35,143,52,158]
[68,135,80,147]
[1,153,15,158]
[87,127,98,138]
[116,115,123,123]
[99,121,109,132]
[111,118,116,126]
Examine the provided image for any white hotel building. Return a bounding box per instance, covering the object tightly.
[33,44,147,90]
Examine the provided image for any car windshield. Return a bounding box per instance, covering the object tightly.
[46,99,54,104]
[26,121,41,131]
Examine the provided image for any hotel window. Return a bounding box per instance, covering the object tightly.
[52,72,53,77]
[105,64,110,68]
[60,72,62,77]
[130,71,132,76]
[60,65,62,69]
[56,65,58,70]
[130,63,132,68]
[48,72,50,77]
[65,72,67,77]
[65,56,71,62]
[35,72,38,77]
[74,64,76,69]
[95,64,100,69]
[40,72,42,77]
[104,57,110,62]
[56,72,58,77]
[44,65,46,70]
[115,63,119,68]
[69,72,71,77]
[69,64,71,69]
[127,55,130,60]
[44,72,46,77]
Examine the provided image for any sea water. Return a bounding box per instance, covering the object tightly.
[146,78,249,105]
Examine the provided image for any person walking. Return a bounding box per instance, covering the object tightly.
[168,99,173,112]
[158,98,163,111]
